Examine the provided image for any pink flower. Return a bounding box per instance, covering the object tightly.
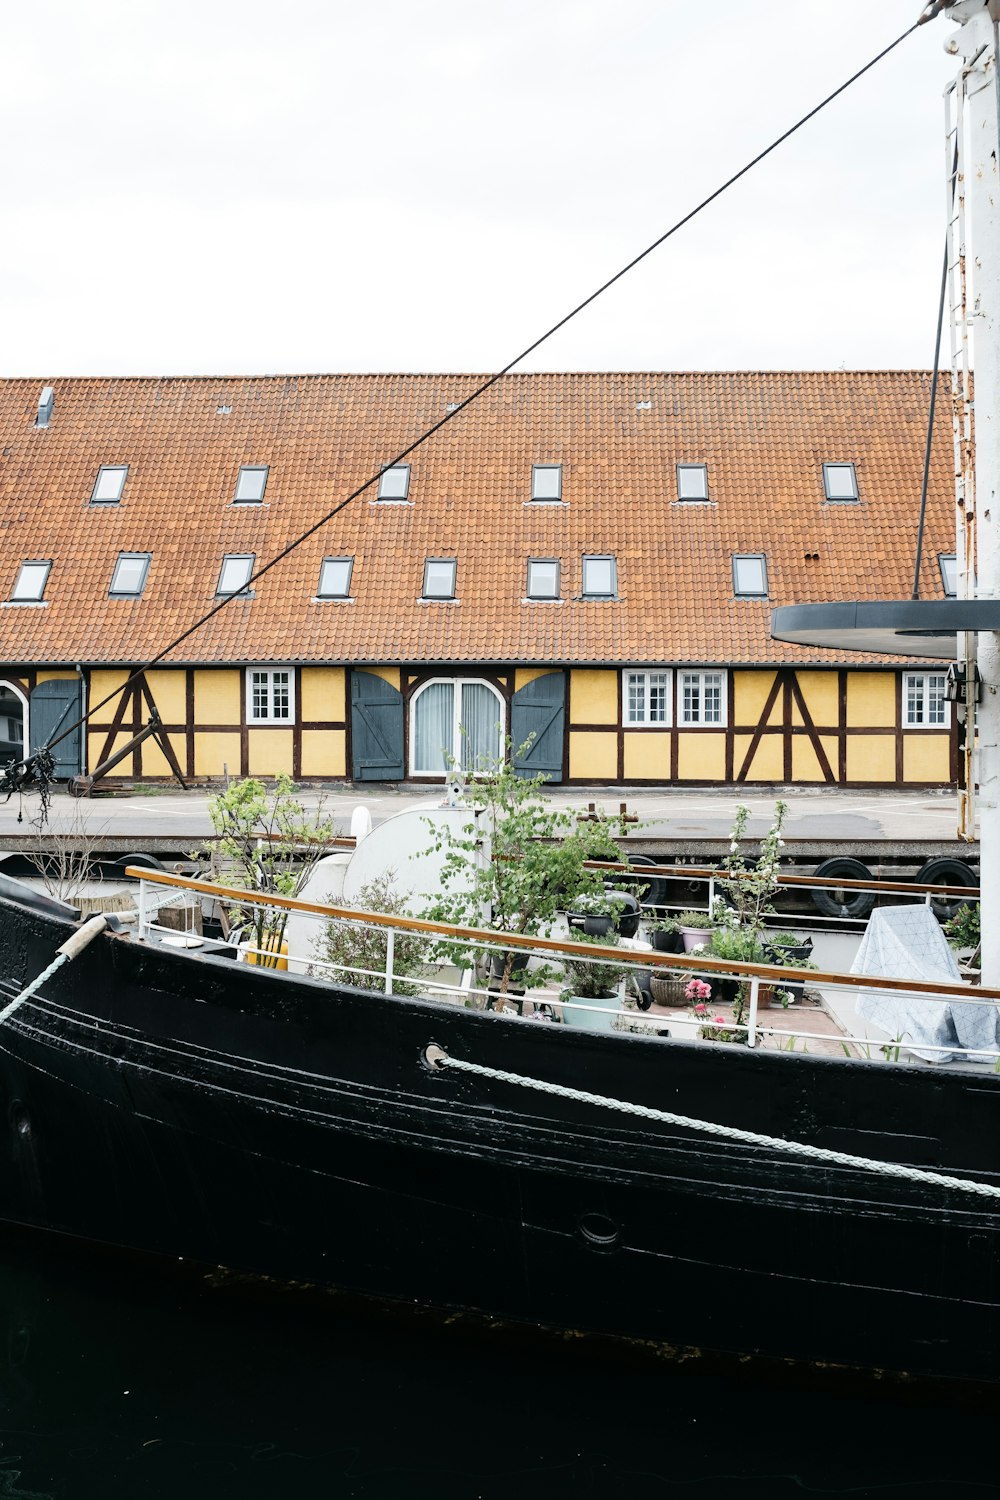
[684,978,712,1003]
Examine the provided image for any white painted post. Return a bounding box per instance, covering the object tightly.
[137,878,150,941]
[946,5,1000,982]
[384,927,396,994]
[746,974,759,1048]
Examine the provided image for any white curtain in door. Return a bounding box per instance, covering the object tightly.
[412,681,453,774]
[460,682,502,771]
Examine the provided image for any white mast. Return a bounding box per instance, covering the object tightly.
[943,2,1000,980]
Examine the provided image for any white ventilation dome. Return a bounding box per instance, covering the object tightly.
[349,806,373,844]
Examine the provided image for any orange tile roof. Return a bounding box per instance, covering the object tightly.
[0,371,955,667]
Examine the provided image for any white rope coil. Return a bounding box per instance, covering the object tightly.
[429,1048,1000,1202]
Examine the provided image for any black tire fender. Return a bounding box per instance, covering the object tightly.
[811,857,876,920]
[914,857,977,921]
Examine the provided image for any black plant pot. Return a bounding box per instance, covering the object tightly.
[650,928,685,953]
[764,938,814,964]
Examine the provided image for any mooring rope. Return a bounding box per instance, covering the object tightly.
[426,1047,1000,1202]
[0,915,109,1028]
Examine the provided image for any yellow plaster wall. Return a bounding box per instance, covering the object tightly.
[733,672,778,725]
[514,667,556,691]
[35,670,78,683]
[141,734,186,779]
[903,734,951,783]
[791,734,839,782]
[300,729,346,777]
[88,669,130,705]
[248,729,294,777]
[194,669,241,725]
[846,735,896,782]
[570,669,617,725]
[733,734,783,780]
[569,730,617,779]
[365,667,401,689]
[792,671,839,728]
[676,733,726,780]
[145,669,187,724]
[846,672,896,728]
[301,667,346,722]
[194,731,242,777]
[623,731,669,779]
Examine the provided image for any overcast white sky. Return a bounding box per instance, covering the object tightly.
[0,0,960,377]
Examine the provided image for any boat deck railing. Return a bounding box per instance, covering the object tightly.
[125,867,998,1068]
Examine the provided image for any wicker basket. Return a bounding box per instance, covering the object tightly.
[649,974,689,1007]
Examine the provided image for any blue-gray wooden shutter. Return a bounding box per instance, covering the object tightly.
[510,672,565,782]
[29,678,83,778]
[351,671,405,781]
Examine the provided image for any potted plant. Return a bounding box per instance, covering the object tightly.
[560,930,629,1031]
[644,913,685,953]
[763,931,815,964]
[710,924,767,1003]
[313,872,427,996]
[676,908,720,952]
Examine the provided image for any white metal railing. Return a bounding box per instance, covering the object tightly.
[128,869,999,1068]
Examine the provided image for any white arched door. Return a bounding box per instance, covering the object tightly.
[410,678,504,776]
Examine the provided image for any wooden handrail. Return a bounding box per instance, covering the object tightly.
[125,866,1000,1005]
[580,858,980,899]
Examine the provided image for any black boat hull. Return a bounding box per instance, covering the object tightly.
[0,892,997,1384]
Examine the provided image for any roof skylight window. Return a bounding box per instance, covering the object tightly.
[531,464,562,501]
[732,554,768,598]
[234,466,268,503]
[939,553,958,597]
[318,557,354,598]
[109,552,151,598]
[526,559,560,599]
[216,554,256,596]
[823,462,859,501]
[422,558,456,599]
[378,465,410,501]
[581,554,617,598]
[10,561,51,602]
[677,464,709,501]
[90,465,128,505]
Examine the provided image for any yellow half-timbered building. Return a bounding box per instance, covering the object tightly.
[0,371,957,788]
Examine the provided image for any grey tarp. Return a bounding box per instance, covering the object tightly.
[853,905,998,1063]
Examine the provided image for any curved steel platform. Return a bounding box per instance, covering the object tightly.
[770,600,1000,659]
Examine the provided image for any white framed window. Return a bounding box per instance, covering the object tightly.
[623,670,671,726]
[378,465,410,500]
[90,465,128,504]
[10,560,51,602]
[217,554,255,596]
[904,671,949,728]
[109,552,151,597]
[234,466,268,503]
[422,558,456,599]
[246,668,294,724]
[939,554,958,597]
[732,553,768,597]
[581,554,617,598]
[531,464,562,501]
[526,559,560,599]
[677,463,709,500]
[679,669,727,726]
[410,677,505,776]
[318,557,353,598]
[823,462,859,501]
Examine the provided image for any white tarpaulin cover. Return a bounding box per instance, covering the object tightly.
[853,905,998,1063]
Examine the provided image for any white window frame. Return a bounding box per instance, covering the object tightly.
[822,462,859,502]
[623,670,673,727]
[10,560,52,602]
[732,553,768,598]
[676,463,709,501]
[234,466,269,504]
[318,556,354,598]
[109,552,151,598]
[217,554,256,596]
[531,464,563,501]
[581,554,617,598]
[245,667,295,725]
[377,464,410,501]
[408,676,506,777]
[526,558,560,600]
[903,671,950,729]
[422,557,457,600]
[90,465,128,504]
[678,669,728,727]
[938,553,958,598]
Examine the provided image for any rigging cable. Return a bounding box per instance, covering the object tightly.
[45,19,921,758]
[912,154,956,597]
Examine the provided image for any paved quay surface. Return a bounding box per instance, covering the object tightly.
[0,784,973,849]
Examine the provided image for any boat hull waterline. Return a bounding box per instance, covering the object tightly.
[0,888,997,1386]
